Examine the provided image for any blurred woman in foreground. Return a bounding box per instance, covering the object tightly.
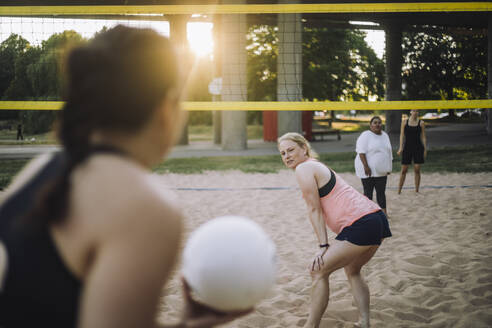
[0,25,247,328]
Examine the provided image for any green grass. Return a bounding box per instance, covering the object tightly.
[411,145,492,173]
[189,125,264,141]
[154,145,492,174]
[315,119,368,134]
[1,145,491,190]
[153,155,284,174]
[0,125,265,145]
[0,129,57,145]
[0,159,30,189]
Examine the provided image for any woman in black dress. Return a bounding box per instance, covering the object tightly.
[397,110,427,194]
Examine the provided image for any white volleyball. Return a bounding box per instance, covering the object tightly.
[182,216,276,312]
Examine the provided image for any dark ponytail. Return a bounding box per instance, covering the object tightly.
[26,102,94,225]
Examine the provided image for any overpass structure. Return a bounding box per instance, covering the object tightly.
[1,1,491,149]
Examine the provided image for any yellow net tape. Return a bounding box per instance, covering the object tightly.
[1,3,489,113]
[0,3,491,16]
[0,100,490,111]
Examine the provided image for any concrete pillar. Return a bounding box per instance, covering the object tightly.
[213,101,222,144]
[384,22,403,135]
[169,15,190,145]
[487,14,492,134]
[277,0,303,137]
[220,4,247,150]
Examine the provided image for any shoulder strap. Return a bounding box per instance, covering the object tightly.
[0,152,66,231]
[318,168,336,198]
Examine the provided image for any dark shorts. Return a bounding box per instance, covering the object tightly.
[335,210,392,246]
[402,147,425,165]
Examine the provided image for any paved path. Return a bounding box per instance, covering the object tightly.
[0,123,490,159]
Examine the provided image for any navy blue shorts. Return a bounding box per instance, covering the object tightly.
[335,210,392,246]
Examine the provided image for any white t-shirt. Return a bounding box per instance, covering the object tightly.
[354,130,393,178]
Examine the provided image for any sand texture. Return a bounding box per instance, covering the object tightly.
[156,171,492,328]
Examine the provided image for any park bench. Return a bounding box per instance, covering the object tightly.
[311,117,341,141]
[311,128,341,141]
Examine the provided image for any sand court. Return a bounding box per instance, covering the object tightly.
[1,170,489,327]
[157,171,492,328]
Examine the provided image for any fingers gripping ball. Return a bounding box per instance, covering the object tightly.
[182,216,277,312]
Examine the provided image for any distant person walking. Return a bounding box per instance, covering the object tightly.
[16,124,23,141]
[397,110,427,193]
[355,116,392,216]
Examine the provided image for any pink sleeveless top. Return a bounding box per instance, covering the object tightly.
[318,168,380,234]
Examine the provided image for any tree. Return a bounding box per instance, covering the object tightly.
[247,25,278,124]
[30,30,85,100]
[246,25,385,123]
[0,34,30,120]
[402,27,487,117]
[2,46,41,101]
[0,34,29,98]
[2,30,85,134]
[302,27,385,102]
[247,25,278,102]
[247,25,385,102]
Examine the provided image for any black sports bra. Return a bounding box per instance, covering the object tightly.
[318,169,337,198]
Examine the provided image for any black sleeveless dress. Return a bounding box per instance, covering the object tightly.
[402,119,424,165]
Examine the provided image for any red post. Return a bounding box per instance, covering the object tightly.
[263,111,278,141]
[302,111,313,141]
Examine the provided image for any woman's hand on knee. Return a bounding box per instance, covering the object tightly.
[311,247,328,272]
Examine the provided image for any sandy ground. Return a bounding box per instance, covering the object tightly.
[156,170,492,328]
[0,170,490,327]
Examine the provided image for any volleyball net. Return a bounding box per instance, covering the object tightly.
[0,2,491,112]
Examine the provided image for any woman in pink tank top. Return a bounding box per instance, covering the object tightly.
[278,132,391,328]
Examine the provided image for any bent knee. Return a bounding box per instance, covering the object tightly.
[344,265,363,278]
[310,268,331,280]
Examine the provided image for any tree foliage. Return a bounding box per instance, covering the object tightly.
[247,25,278,102]
[0,31,84,133]
[0,34,29,98]
[1,24,388,131]
[0,34,30,120]
[303,28,384,102]
[246,25,384,123]
[402,27,487,104]
[247,25,385,103]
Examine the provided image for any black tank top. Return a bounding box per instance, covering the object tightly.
[0,146,125,328]
[404,119,423,149]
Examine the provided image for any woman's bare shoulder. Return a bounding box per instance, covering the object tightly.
[72,156,183,238]
[295,159,331,179]
[295,159,318,173]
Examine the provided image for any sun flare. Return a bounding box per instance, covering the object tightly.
[187,22,214,58]
[0,17,214,58]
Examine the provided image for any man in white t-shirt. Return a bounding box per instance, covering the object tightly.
[354,116,393,215]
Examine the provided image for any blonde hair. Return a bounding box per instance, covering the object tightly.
[278,132,319,158]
